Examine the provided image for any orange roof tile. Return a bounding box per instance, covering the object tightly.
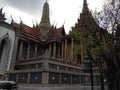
[24,25,38,36]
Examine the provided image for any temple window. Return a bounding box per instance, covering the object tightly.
[49,63,57,69]
[0,39,6,62]
[59,65,66,71]
[67,67,74,72]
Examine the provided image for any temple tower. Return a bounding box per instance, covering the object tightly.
[39,1,51,36]
[71,0,101,64]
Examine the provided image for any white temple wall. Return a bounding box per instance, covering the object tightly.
[0,26,15,75]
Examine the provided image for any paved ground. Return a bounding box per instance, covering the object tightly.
[17,85,104,90]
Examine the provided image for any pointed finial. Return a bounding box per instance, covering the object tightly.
[63,20,65,26]
[0,7,3,10]
[19,16,23,28]
[55,23,57,29]
[19,16,22,23]
[35,18,38,25]
[11,14,14,25]
[32,19,34,25]
[0,7,3,13]
[82,0,89,13]
[52,20,55,26]
[11,14,13,19]
[55,23,57,27]
[32,19,36,28]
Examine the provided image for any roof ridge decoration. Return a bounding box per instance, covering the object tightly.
[0,7,6,22]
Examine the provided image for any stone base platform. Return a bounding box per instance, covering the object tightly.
[18,85,108,90]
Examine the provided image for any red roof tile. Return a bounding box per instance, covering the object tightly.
[24,25,37,36]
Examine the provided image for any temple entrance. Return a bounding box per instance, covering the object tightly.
[0,37,10,75]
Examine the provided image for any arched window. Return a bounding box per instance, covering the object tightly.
[0,33,12,73]
[0,39,6,62]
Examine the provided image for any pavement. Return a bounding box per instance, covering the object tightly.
[17,85,104,90]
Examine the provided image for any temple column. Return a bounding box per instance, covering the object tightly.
[27,72,30,84]
[49,43,51,57]
[18,41,23,60]
[59,73,61,84]
[81,41,84,64]
[65,39,67,60]
[57,44,60,59]
[42,57,49,84]
[53,42,56,58]
[42,72,49,84]
[70,75,72,84]
[27,43,30,59]
[10,35,19,70]
[16,73,18,83]
[71,38,74,62]
[61,40,64,59]
[34,44,38,58]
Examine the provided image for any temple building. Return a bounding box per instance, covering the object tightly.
[0,7,16,79]
[70,0,107,64]
[0,0,102,86]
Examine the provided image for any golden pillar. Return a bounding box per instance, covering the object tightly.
[18,41,23,59]
[27,43,30,59]
[71,38,74,62]
[49,43,51,57]
[53,42,56,58]
[35,44,38,58]
[65,39,67,60]
[27,72,30,84]
[61,40,64,59]
[80,41,84,64]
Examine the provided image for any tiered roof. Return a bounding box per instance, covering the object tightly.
[10,1,66,43]
[75,0,100,33]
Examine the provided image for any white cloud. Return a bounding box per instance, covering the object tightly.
[1,0,105,33]
[3,7,37,27]
[49,0,104,33]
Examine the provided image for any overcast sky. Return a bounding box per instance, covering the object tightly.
[0,0,104,33]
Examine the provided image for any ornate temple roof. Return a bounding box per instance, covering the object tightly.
[9,1,66,43]
[75,0,100,32]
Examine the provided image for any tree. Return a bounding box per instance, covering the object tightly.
[94,0,120,90]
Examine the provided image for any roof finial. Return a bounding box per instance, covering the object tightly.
[19,16,23,26]
[0,7,3,13]
[32,19,35,28]
[55,23,57,28]
[52,20,55,26]
[11,14,15,25]
[63,20,65,26]
[32,19,34,24]
[35,18,38,26]
[82,0,89,13]
[19,16,22,23]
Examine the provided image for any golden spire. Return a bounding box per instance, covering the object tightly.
[82,0,89,14]
[39,1,51,36]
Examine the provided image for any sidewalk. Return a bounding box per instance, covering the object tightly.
[18,85,103,90]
